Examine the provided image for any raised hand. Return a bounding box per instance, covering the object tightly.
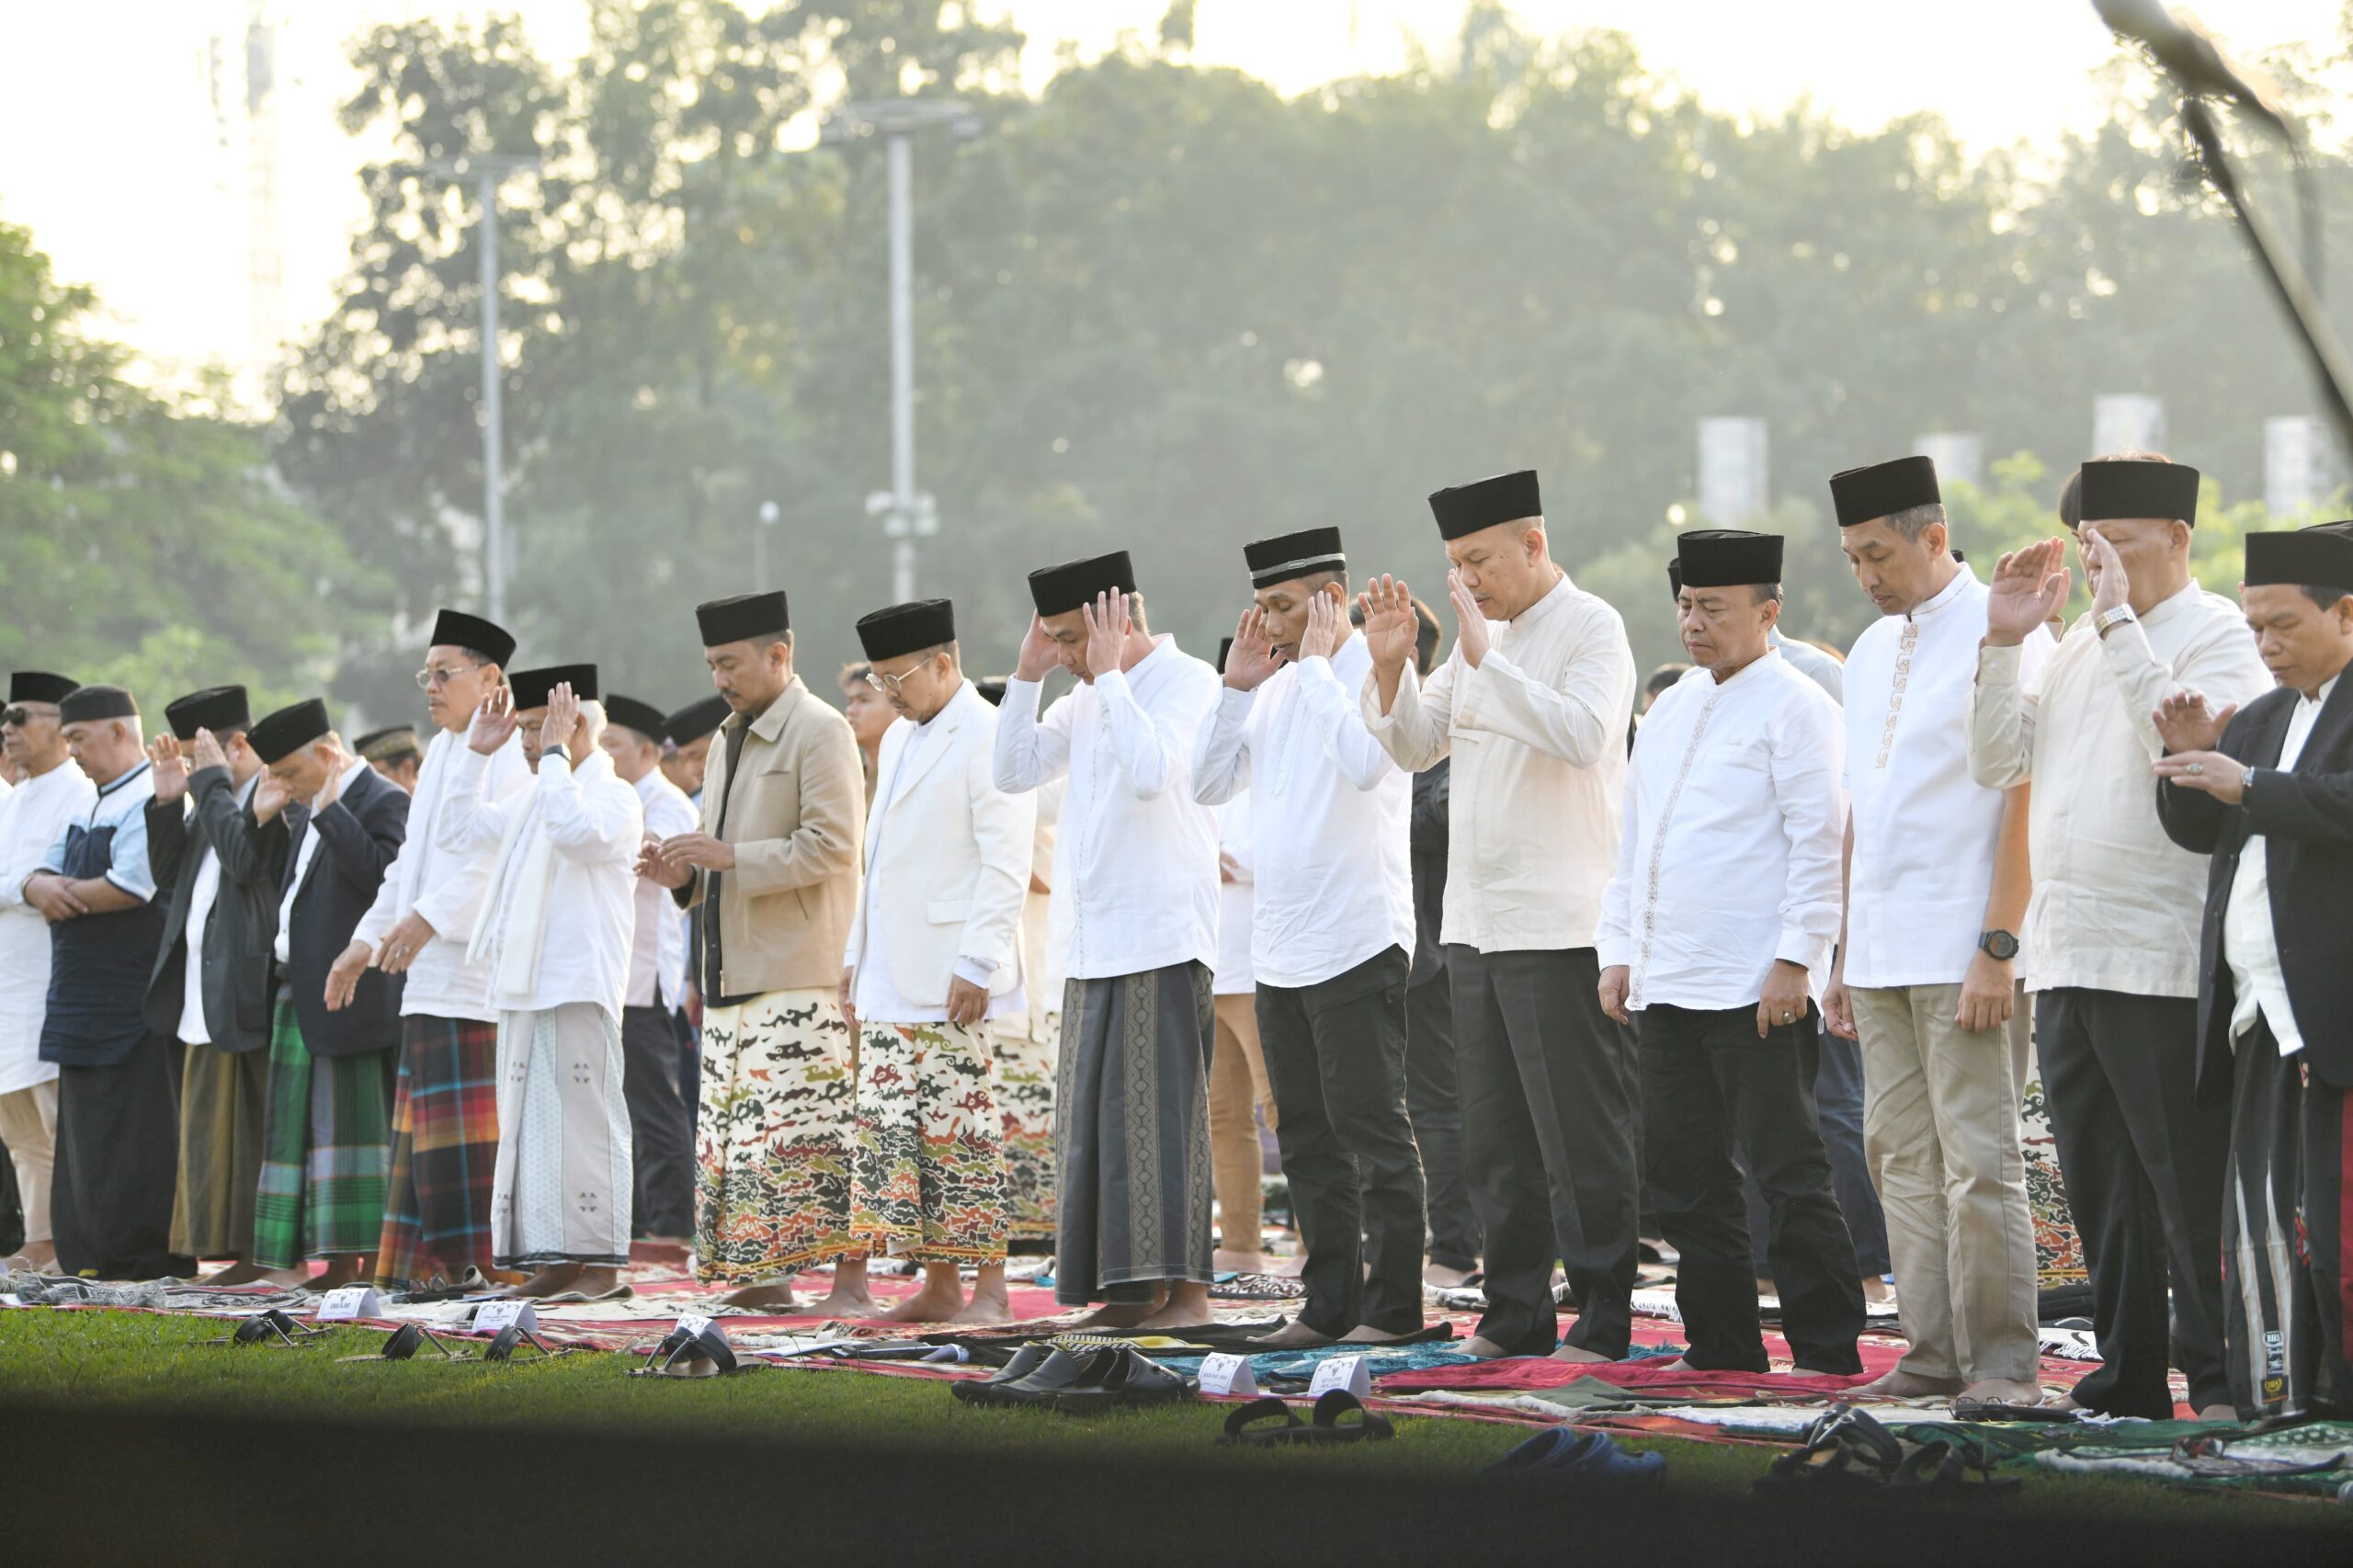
[1223,607,1283,692]
[541,681,582,754]
[252,770,290,824]
[468,683,517,756]
[1986,539,2070,646]
[1448,570,1491,669]
[1081,590,1132,679]
[2081,526,2132,618]
[2154,691,2237,756]
[1297,587,1342,663]
[1358,574,1418,676]
[188,727,231,776]
[148,735,189,804]
[1015,615,1058,682]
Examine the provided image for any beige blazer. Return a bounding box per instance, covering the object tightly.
[845,680,1035,1006]
[683,676,864,996]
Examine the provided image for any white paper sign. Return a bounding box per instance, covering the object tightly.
[1196,1352,1259,1397]
[1307,1354,1371,1398]
[0,1294,20,1308]
[472,1299,540,1334]
[674,1313,715,1341]
[313,1286,383,1321]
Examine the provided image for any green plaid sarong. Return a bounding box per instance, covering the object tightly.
[252,993,396,1268]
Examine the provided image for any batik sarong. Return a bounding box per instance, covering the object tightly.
[990,1013,1058,1243]
[694,988,857,1281]
[851,1019,1010,1263]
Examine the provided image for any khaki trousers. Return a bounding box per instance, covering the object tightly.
[1209,993,1276,1254]
[0,1081,60,1247]
[1851,983,2040,1383]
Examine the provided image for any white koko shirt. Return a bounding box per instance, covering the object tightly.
[2222,675,2336,1056]
[1597,652,1846,1011]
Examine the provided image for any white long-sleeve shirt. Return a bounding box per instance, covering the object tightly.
[1212,790,1254,995]
[1969,580,2272,998]
[1361,571,1635,953]
[437,745,642,1018]
[1597,653,1846,1011]
[2223,675,2336,1056]
[0,760,94,1093]
[993,634,1221,982]
[628,768,697,1008]
[353,726,531,1022]
[1194,634,1415,990]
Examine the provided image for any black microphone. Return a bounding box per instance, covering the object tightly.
[2092,0,2290,135]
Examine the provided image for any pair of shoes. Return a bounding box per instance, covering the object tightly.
[950,1344,1194,1413]
[1755,1404,2018,1496]
[1483,1427,1665,1486]
[630,1321,757,1379]
[1217,1390,1396,1447]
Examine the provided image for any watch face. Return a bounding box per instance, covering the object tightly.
[1984,931,2019,960]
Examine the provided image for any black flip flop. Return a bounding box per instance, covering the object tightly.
[210,1309,328,1348]
[1218,1397,1310,1447]
[630,1324,756,1378]
[337,1322,460,1363]
[1306,1389,1395,1443]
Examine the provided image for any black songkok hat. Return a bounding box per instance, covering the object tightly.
[1666,560,1683,602]
[165,685,251,741]
[249,699,332,765]
[1243,527,1346,590]
[2076,457,2200,528]
[603,695,671,743]
[664,694,732,746]
[508,664,598,710]
[428,608,517,668]
[1427,471,1541,541]
[8,671,78,706]
[856,599,957,663]
[1029,552,1136,618]
[2245,521,2353,597]
[354,725,421,763]
[1676,529,1785,589]
[1217,637,1234,675]
[973,676,1008,708]
[59,685,137,724]
[696,591,790,648]
[1830,456,1940,528]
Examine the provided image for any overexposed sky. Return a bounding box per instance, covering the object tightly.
[1,0,2344,388]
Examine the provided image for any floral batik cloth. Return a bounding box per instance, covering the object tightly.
[990,1013,1058,1244]
[694,988,858,1281]
[850,1019,1011,1264]
[2018,1039,2086,1288]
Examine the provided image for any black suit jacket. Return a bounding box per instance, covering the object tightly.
[2156,675,2353,1095]
[275,764,408,1058]
[143,767,290,1053]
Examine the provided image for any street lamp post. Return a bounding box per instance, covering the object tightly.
[756,499,779,587]
[821,100,983,603]
[422,152,539,623]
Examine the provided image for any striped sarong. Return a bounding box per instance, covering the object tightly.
[372,1014,501,1290]
[253,994,396,1268]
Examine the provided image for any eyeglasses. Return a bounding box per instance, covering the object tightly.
[414,664,481,689]
[862,668,920,695]
[0,705,49,727]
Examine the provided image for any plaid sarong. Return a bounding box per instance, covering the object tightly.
[253,994,396,1269]
[372,1014,501,1290]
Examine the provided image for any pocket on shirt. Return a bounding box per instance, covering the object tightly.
[926,896,971,927]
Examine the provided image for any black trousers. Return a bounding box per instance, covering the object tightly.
[1643,1004,1864,1373]
[2037,987,2233,1415]
[676,1005,701,1132]
[622,1002,696,1239]
[1450,944,1639,1358]
[51,1030,186,1280]
[2222,1020,2353,1418]
[1744,1024,1891,1278]
[1257,946,1425,1337]
[1404,960,1482,1273]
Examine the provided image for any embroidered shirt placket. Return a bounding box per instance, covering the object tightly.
[1874,619,1918,770]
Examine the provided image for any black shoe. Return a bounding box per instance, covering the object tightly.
[992,1346,1122,1409]
[1054,1346,1196,1415]
[951,1342,1055,1406]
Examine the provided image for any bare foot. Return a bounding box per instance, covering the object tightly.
[1248,1320,1335,1348]
[307,1257,366,1290]
[1262,1255,1307,1278]
[718,1280,800,1311]
[16,1244,58,1272]
[1461,1335,1515,1358]
[2195,1403,2239,1423]
[570,1266,622,1298]
[949,1290,1014,1327]
[2043,1392,2091,1414]
[1339,1324,1421,1344]
[201,1259,273,1288]
[1213,1249,1270,1274]
[1861,1276,1895,1304]
[1959,1376,2043,1404]
[878,1289,967,1324]
[1790,1365,1856,1379]
[1548,1343,1616,1364]
[1423,1264,1476,1290]
[807,1286,878,1318]
[1848,1369,1966,1399]
[506,1263,585,1298]
[1074,1301,1161,1329]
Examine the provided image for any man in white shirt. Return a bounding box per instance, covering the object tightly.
[841,600,1034,1324]
[1971,455,2269,1421]
[246,700,408,1291]
[144,685,290,1285]
[0,672,93,1270]
[1361,469,1641,1362]
[1821,456,2046,1404]
[1198,528,1422,1346]
[2155,521,2353,1419]
[328,608,530,1293]
[440,666,642,1301]
[1598,529,1860,1375]
[600,694,699,1247]
[25,686,177,1278]
[995,551,1222,1331]
[1206,650,1276,1277]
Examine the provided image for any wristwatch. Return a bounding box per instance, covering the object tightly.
[543,744,569,765]
[2093,604,2137,638]
[1979,929,2019,961]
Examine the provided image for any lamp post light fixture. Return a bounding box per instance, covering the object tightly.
[756,499,780,588]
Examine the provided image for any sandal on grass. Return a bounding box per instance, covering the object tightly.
[630,1323,758,1379]
[337,1322,460,1363]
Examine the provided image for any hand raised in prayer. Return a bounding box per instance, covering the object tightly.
[1081,590,1131,679]
[945,975,989,1029]
[1015,615,1059,682]
[1985,539,2069,648]
[657,833,736,873]
[1358,574,1418,677]
[540,682,582,753]
[371,910,438,976]
[1448,571,1491,669]
[1954,949,2016,1034]
[252,770,290,824]
[325,938,372,1011]
[637,837,692,888]
[468,683,517,756]
[1297,587,1343,663]
[23,872,87,924]
[148,735,189,804]
[1224,607,1283,692]
[312,748,348,812]
[2082,527,2131,619]
[2154,690,2237,756]
[189,727,232,776]
[1597,964,1631,1026]
[2154,749,2248,804]
[1756,960,1810,1040]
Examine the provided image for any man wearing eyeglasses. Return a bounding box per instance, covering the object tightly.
[0,673,94,1271]
[329,608,531,1293]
